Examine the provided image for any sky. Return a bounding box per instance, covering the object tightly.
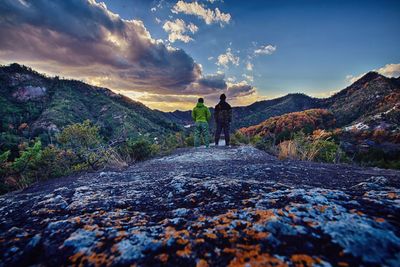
[0,0,399,111]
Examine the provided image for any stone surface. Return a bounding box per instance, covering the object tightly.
[0,146,399,266]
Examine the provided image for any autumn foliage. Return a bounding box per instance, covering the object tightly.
[239,109,336,141]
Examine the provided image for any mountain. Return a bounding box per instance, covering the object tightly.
[0,64,180,154]
[168,72,399,132]
[322,72,400,126]
[165,93,321,130]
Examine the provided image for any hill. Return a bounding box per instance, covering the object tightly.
[322,72,400,126]
[0,64,180,155]
[168,72,399,132]
[166,93,321,131]
[239,109,336,141]
[1,146,399,266]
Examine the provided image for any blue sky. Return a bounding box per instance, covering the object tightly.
[1,0,399,110]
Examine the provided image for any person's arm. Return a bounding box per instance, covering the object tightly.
[206,107,211,122]
[191,108,196,121]
[228,105,232,123]
[214,105,219,122]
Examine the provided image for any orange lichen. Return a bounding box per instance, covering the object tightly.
[253,209,276,223]
[195,238,205,244]
[375,218,386,223]
[388,192,397,199]
[227,244,287,267]
[196,259,209,267]
[204,232,217,239]
[317,205,328,212]
[177,244,192,257]
[156,253,169,263]
[337,262,349,267]
[291,254,320,267]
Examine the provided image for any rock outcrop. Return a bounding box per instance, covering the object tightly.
[0,146,399,266]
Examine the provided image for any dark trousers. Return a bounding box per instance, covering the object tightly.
[215,122,230,146]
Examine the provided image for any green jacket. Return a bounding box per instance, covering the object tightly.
[192,102,211,123]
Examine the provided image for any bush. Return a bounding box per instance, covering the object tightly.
[36,145,74,180]
[58,120,108,170]
[231,131,250,145]
[277,131,347,163]
[120,138,153,162]
[10,140,43,189]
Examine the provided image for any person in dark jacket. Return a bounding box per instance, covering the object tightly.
[214,94,232,146]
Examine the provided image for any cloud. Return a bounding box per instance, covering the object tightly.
[217,48,239,68]
[198,73,227,90]
[0,0,261,110]
[227,80,256,98]
[163,19,198,43]
[345,63,400,84]
[0,0,204,95]
[242,74,254,82]
[376,63,400,78]
[172,1,231,26]
[254,44,276,55]
[246,62,253,71]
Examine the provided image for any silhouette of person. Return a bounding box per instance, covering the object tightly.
[214,94,232,146]
[192,98,211,148]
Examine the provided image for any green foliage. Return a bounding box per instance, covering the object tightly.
[58,120,106,170]
[185,133,194,147]
[11,140,43,189]
[355,148,400,169]
[231,131,250,145]
[58,120,102,150]
[119,138,153,162]
[37,145,74,180]
[279,131,348,163]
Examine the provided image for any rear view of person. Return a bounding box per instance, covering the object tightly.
[192,98,211,148]
[214,94,232,146]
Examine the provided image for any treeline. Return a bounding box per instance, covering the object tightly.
[0,120,195,194]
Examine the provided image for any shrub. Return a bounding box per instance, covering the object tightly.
[277,131,347,163]
[120,138,153,162]
[11,140,43,189]
[232,131,250,145]
[57,120,108,170]
[36,145,74,180]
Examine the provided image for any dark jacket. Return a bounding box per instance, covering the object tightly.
[214,100,232,124]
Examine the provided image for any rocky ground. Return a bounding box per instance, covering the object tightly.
[0,146,399,267]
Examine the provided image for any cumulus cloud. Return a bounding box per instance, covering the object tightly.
[163,19,198,43]
[217,48,239,68]
[0,0,204,95]
[254,44,277,55]
[227,80,256,98]
[242,74,254,82]
[172,1,231,26]
[346,63,400,84]
[0,0,260,110]
[376,63,400,78]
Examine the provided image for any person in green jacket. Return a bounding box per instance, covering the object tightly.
[192,98,211,148]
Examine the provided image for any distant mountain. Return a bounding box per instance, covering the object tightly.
[322,72,400,126]
[165,93,321,131]
[0,63,180,153]
[168,71,400,132]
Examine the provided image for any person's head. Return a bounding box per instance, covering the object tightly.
[220,94,226,101]
[198,98,204,103]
